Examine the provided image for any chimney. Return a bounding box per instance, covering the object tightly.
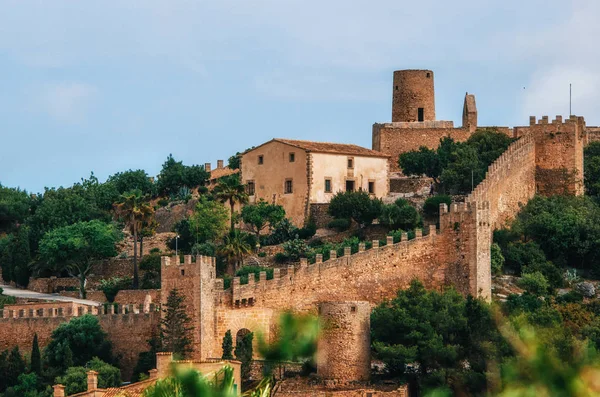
[53,385,65,397]
[217,159,224,169]
[87,370,98,391]
[204,163,211,173]
[148,369,158,379]
[156,352,174,379]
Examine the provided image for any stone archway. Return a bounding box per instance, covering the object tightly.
[236,328,251,346]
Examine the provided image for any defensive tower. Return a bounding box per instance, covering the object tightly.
[392,69,435,122]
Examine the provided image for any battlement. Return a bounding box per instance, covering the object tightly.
[529,114,585,127]
[0,302,159,320]
[225,225,440,307]
[161,254,216,270]
[375,120,455,129]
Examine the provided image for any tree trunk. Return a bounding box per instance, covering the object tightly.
[133,222,139,289]
[230,199,235,233]
[79,274,87,299]
[139,235,144,259]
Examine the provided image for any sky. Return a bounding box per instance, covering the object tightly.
[1,0,599,193]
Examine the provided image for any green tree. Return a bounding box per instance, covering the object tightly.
[44,315,114,375]
[0,287,17,308]
[371,280,506,395]
[328,190,382,228]
[584,141,600,197]
[213,175,248,233]
[156,155,209,196]
[30,333,41,376]
[378,199,420,231]
[3,373,51,397]
[234,331,254,382]
[0,184,30,232]
[240,200,285,240]
[227,153,241,170]
[221,330,233,360]
[0,226,31,286]
[160,289,194,358]
[38,220,120,298]
[218,230,253,274]
[491,242,505,275]
[519,271,549,296]
[189,196,229,244]
[399,146,442,182]
[108,169,155,196]
[114,190,154,288]
[0,346,26,392]
[55,358,121,395]
[422,194,452,218]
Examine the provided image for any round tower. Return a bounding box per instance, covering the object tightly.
[392,69,435,122]
[317,301,371,383]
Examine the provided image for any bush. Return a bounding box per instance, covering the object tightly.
[491,243,505,275]
[197,186,209,195]
[423,195,452,218]
[282,238,312,262]
[556,290,584,304]
[191,242,217,257]
[503,241,547,275]
[258,252,266,257]
[519,271,549,296]
[149,247,161,254]
[99,277,133,302]
[157,198,169,207]
[379,200,421,231]
[0,288,16,309]
[328,218,351,231]
[262,218,298,246]
[328,190,382,228]
[235,266,274,284]
[522,261,563,290]
[297,219,317,239]
[139,254,161,272]
[274,252,289,264]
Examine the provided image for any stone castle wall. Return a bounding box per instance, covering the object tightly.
[0,303,159,380]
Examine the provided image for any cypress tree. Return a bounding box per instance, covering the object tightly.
[30,333,41,375]
[222,330,233,359]
[160,289,194,358]
[6,346,26,389]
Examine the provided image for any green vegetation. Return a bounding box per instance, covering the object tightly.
[241,200,285,240]
[328,190,383,228]
[423,194,452,218]
[38,220,120,298]
[189,196,229,244]
[379,198,421,230]
[399,129,513,194]
[584,141,600,197]
[160,289,194,358]
[55,358,121,395]
[213,174,248,233]
[99,276,134,302]
[0,287,16,309]
[156,154,209,196]
[235,331,254,382]
[221,330,234,360]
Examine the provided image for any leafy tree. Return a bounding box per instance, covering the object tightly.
[0,225,31,286]
[3,373,51,397]
[168,219,195,254]
[234,331,253,382]
[328,190,383,228]
[213,174,248,233]
[423,194,453,218]
[240,200,285,240]
[189,196,229,244]
[99,277,133,302]
[221,330,233,360]
[30,333,41,376]
[519,271,549,296]
[218,230,253,274]
[0,184,30,232]
[227,153,241,170]
[55,358,121,395]
[584,141,600,197]
[371,280,507,395]
[44,315,114,376]
[114,190,154,288]
[132,335,160,382]
[156,155,209,195]
[399,146,442,182]
[108,169,155,196]
[491,243,505,275]
[0,346,26,392]
[38,220,120,298]
[378,199,420,231]
[160,289,194,358]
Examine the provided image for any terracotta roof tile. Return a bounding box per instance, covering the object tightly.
[273,139,389,157]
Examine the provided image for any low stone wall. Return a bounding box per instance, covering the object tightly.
[389,176,431,195]
[249,360,303,381]
[114,289,161,305]
[309,203,333,228]
[59,290,107,302]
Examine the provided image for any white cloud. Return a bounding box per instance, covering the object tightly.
[39,82,97,123]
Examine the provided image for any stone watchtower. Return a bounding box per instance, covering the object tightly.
[392,69,435,122]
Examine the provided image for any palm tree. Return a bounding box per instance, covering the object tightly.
[214,175,248,233]
[114,189,153,288]
[218,230,252,274]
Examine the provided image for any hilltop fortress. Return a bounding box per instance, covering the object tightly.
[0,69,592,391]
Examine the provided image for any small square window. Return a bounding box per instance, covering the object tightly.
[285,179,293,194]
[289,152,295,162]
[368,181,375,194]
[347,158,354,169]
[246,181,255,196]
[426,72,431,78]
[324,178,332,193]
[181,269,185,276]
[395,85,398,90]
[258,155,264,165]
[350,305,356,312]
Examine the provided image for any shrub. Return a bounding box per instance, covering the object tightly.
[503,241,547,275]
[297,219,317,239]
[235,266,274,284]
[328,190,382,228]
[274,252,289,264]
[157,198,169,207]
[262,218,298,246]
[99,277,133,302]
[522,261,563,290]
[519,271,549,296]
[556,290,584,304]
[191,242,217,257]
[423,194,452,218]
[258,252,266,257]
[282,238,312,261]
[328,218,351,231]
[491,243,505,275]
[139,254,161,272]
[379,202,420,231]
[149,247,161,254]
[197,186,209,195]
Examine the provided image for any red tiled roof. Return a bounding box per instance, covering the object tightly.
[274,139,389,157]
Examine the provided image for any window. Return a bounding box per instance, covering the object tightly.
[418,107,424,122]
[347,157,354,169]
[350,305,356,313]
[289,152,295,162]
[426,72,431,78]
[246,181,255,196]
[395,85,398,90]
[368,181,375,194]
[324,178,332,193]
[258,155,264,165]
[285,179,293,194]
[181,269,185,276]
[346,180,355,192]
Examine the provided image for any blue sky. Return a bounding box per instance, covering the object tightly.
[1,0,599,193]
